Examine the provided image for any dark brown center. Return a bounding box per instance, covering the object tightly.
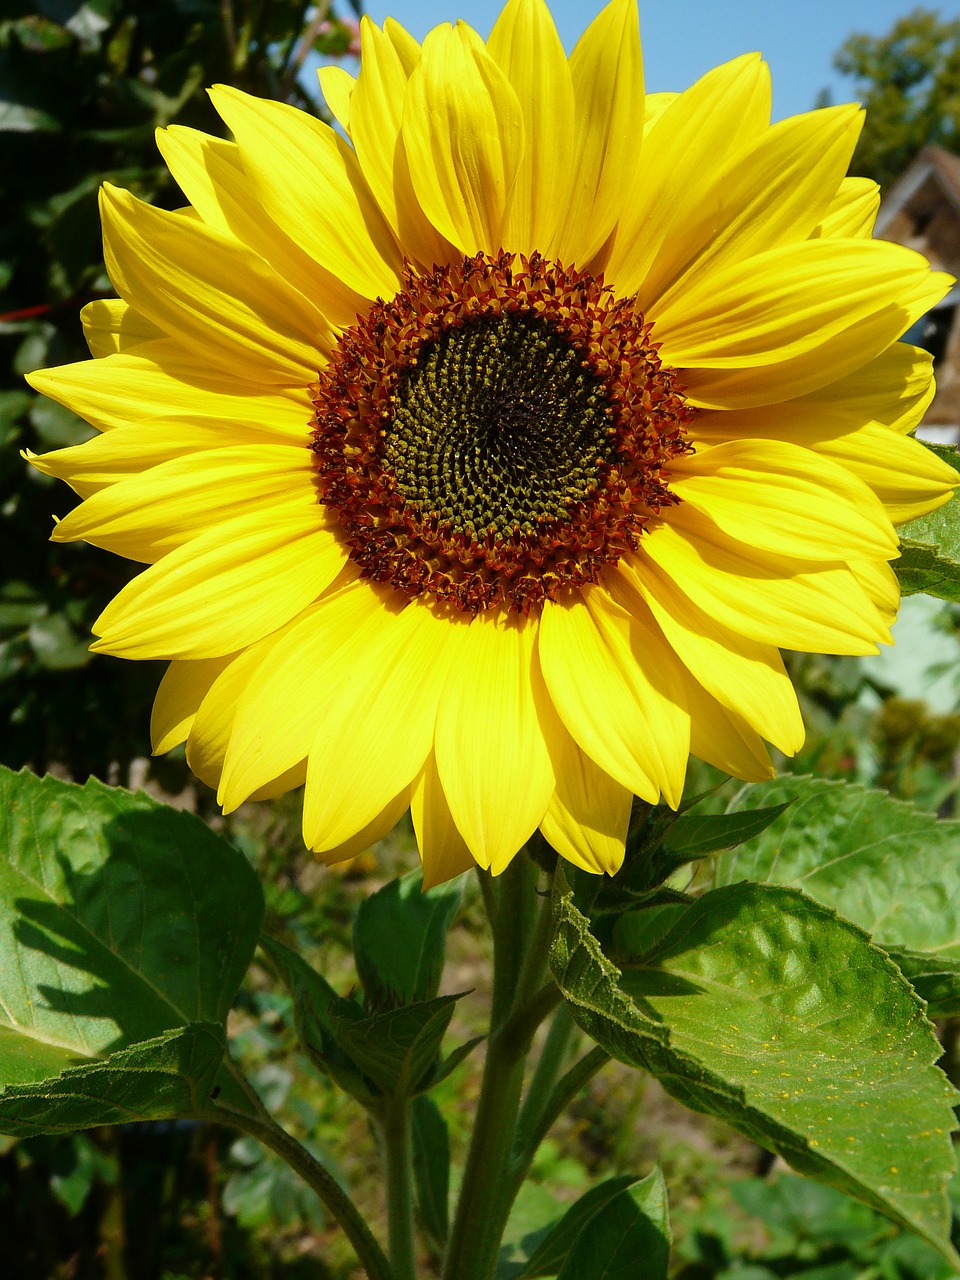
[310,251,694,615]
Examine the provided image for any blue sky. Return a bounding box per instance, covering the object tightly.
[351,0,960,121]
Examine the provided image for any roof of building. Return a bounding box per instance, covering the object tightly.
[875,145,960,236]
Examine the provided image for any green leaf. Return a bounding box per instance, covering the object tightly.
[336,996,461,1098]
[0,767,263,1098]
[663,802,793,859]
[258,934,374,1104]
[260,933,461,1100]
[412,1095,449,1249]
[28,612,92,670]
[555,1169,670,1280]
[513,1174,641,1278]
[885,948,960,1018]
[715,776,960,1015]
[353,870,462,1008]
[550,869,958,1266]
[895,443,960,602]
[0,1024,226,1137]
[0,101,62,132]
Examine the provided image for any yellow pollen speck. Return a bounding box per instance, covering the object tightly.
[890,1166,899,1174]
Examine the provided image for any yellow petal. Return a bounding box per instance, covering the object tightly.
[411,754,477,888]
[81,299,163,357]
[217,591,362,807]
[655,238,944,369]
[311,788,412,867]
[799,343,934,434]
[25,341,313,435]
[539,731,631,875]
[51,444,314,562]
[300,596,468,850]
[638,104,864,312]
[554,0,644,268]
[151,654,235,753]
[668,439,899,561]
[100,184,333,384]
[434,610,556,874]
[156,124,368,327]
[679,268,950,410]
[537,591,689,808]
[626,510,888,655]
[694,420,958,526]
[209,85,402,301]
[684,680,775,782]
[813,176,880,240]
[318,64,355,133]
[691,342,935,444]
[849,558,900,628]
[402,21,524,255]
[606,53,771,297]
[487,0,575,254]
[621,556,805,755]
[186,628,295,790]
[385,17,420,72]
[91,505,347,659]
[27,411,311,499]
[350,18,454,269]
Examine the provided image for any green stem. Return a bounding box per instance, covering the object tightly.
[442,853,554,1280]
[210,1102,392,1280]
[379,1094,417,1280]
[507,1045,610,1203]
[515,1002,578,1151]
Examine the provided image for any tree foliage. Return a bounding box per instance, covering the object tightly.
[829,7,960,189]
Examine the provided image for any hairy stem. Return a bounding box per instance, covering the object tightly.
[441,853,555,1280]
[379,1094,417,1280]
[210,1103,392,1280]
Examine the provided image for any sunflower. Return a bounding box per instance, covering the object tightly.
[26,0,958,884]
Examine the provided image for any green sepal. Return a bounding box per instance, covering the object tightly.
[0,1023,226,1137]
[592,798,788,915]
[550,867,959,1266]
[412,1094,450,1251]
[554,1168,670,1280]
[716,776,960,1015]
[662,802,793,859]
[353,870,462,1010]
[895,442,960,603]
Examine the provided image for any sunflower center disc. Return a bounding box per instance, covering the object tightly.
[385,313,613,542]
[310,251,695,615]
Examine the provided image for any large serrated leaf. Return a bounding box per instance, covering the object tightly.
[0,1023,225,1136]
[896,443,960,602]
[550,870,958,1265]
[715,776,960,1015]
[0,767,263,1095]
